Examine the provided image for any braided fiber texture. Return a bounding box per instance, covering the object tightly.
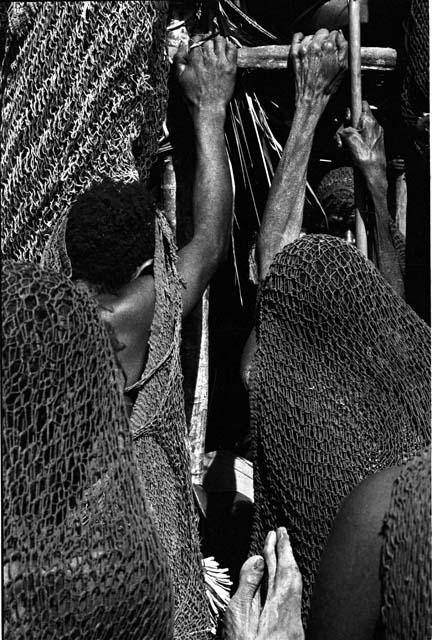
[249,235,431,623]
[129,211,211,639]
[2,261,173,639]
[1,1,168,263]
[381,447,431,639]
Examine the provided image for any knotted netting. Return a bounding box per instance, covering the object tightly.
[1,0,169,263]
[249,234,431,623]
[2,260,173,639]
[381,446,431,640]
[126,210,212,639]
[400,0,429,131]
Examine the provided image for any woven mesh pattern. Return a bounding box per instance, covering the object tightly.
[381,447,431,640]
[2,261,173,639]
[249,234,430,623]
[1,1,168,263]
[129,211,211,639]
[401,0,429,127]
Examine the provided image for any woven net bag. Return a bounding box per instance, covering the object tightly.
[2,260,173,639]
[1,1,168,263]
[249,234,431,623]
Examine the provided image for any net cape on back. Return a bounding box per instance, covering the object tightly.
[2,261,173,639]
[127,210,212,639]
[381,446,432,640]
[249,234,431,622]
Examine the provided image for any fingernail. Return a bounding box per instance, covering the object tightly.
[255,557,265,570]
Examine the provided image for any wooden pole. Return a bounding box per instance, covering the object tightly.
[236,45,396,71]
[349,0,368,257]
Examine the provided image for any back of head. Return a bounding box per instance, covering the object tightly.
[316,167,355,237]
[2,261,173,638]
[65,179,155,291]
[250,234,431,622]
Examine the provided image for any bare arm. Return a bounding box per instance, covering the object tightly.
[257,29,348,280]
[307,466,400,640]
[241,29,348,388]
[338,102,405,297]
[174,36,237,317]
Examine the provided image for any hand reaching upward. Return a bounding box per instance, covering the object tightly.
[291,29,348,112]
[337,101,387,177]
[174,34,237,117]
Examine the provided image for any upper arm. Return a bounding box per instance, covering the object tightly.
[307,466,400,640]
[98,276,156,388]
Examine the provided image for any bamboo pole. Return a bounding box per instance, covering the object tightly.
[349,0,368,257]
[237,45,396,71]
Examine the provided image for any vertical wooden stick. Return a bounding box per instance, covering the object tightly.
[349,0,368,257]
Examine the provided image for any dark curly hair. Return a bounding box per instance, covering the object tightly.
[65,179,155,291]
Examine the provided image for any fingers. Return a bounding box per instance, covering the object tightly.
[312,28,330,49]
[236,555,265,601]
[173,41,188,76]
[336,29,349,65]
[298,34,314,57]
[189,33,204,61]
[362,100,373,117]
[291,32,304,47]
[263,530,277,587]
[226,38,238,64]
[276,527,301,579]
[291,32,304,68]
[213,34,225,56]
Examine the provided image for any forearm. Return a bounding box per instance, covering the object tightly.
[365,170,405,297]
[257,106,319,280]
[177,106,232,314]
[192,107,232,261]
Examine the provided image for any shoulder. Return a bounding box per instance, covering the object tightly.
[97,275,156,334]
[307,466,402,640]
[336,466,401,532]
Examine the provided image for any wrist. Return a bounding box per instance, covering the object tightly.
[291,103,322,138]
[363,163,387,189]
[192,103,227,126]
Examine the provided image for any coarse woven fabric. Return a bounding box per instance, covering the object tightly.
[1,1,169,263]
[2,260,173,639]
[381,446,431,639]
[127,210,212,639]
[249,234,431,624]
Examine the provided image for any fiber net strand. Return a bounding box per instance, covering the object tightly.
[381,446,431,640]
[249,234,431,623]
[400,0,429,132]
[127,210,212,639]
[2,260,173,640]
[1,0,169,263]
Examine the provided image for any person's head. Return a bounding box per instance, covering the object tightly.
[65,179,155,291]
[316,166,356,237]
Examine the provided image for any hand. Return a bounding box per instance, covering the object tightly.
[174,34,237,117]
[336,101,386,176]
[291,29,348,112]
[223,528,304,640]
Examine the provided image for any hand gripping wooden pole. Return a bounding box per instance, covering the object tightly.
[349,0,368,257]
[236,46,396,71]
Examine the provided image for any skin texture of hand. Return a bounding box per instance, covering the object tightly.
[292,29,348,113]
[337,101,387,177]
[223,528,305,640]
[174,34,237,118]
